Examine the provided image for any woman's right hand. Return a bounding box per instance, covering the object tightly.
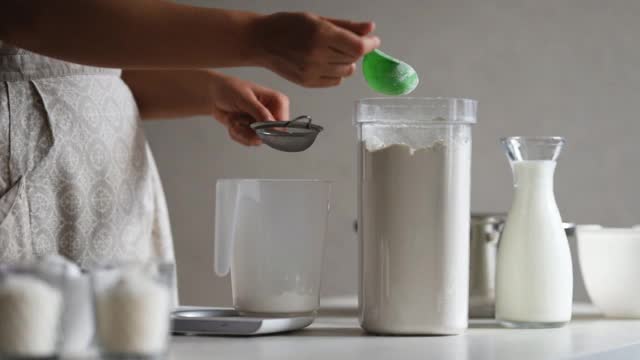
[250,12,381,88]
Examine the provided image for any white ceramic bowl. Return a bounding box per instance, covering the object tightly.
[576,225,640,318]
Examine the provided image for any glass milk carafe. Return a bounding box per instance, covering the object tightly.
[355,98,476,335]
[496,137,573,328]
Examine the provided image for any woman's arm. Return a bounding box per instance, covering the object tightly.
[123,69,289,146]
[1,0,380,87]
[0,0,259,68]
[122,69,217,119]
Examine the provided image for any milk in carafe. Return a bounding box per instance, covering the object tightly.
[496,138,573,328]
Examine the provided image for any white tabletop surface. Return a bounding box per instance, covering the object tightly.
[169,298,640,360]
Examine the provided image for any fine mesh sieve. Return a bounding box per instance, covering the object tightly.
[250,115,323,152]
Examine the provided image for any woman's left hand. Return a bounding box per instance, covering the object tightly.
[208,72,289,146]
[123,69,289,146]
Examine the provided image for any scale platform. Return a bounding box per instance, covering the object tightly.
[172,307,315,336]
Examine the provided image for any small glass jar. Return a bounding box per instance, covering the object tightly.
[92,261,174,359]
[0,262,67,359]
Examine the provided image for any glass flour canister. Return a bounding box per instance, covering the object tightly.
[355,97,477,335]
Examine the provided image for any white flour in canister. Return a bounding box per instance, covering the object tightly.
[96,272,170,355]
[359,139,471,334]
[0,275,63,357]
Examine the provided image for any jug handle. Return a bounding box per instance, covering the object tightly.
[214,181,239,277]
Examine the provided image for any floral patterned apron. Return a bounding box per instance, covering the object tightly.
[0,42,175,271]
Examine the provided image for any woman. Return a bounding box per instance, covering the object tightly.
[0,1,380,269]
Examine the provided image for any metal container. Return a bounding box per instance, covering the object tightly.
[469,213,505,318]
[469,213,580,318]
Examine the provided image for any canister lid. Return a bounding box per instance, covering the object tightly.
[355,97,477,125]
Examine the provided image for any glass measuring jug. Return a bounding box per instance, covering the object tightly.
[496,137,573,328]
[214,179,331,316]
[355,97,477,335]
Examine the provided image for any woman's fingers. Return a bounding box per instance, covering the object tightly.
[295,62,354,87]
[320,76,342,86]
[230,129,260,146]
[224,114,261,146]
[329,30,380,59]
[243,96,275,122]
[229,120,261,146]
[323,63,356,78]
[310,26,379,86]
[254,12,379,88]
[322,18,375,36]
[254,87,290,120]
[326,46,360,63]
[228,126,251,146]
[305,76,342,88]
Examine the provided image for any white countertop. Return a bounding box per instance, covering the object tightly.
[169,299,640,360]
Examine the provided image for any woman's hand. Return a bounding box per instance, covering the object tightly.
[208,72,289,146]
[123,69,288,146]
[2,1,381,82]
[250,12,381,87]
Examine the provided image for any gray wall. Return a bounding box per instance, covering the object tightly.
[143,0,640,306]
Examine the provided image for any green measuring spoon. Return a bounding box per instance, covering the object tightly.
[362,49,419,96]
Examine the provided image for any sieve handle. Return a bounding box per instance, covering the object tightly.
[285,115,313,128]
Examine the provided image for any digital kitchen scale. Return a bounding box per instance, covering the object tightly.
[172,307,315,336]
